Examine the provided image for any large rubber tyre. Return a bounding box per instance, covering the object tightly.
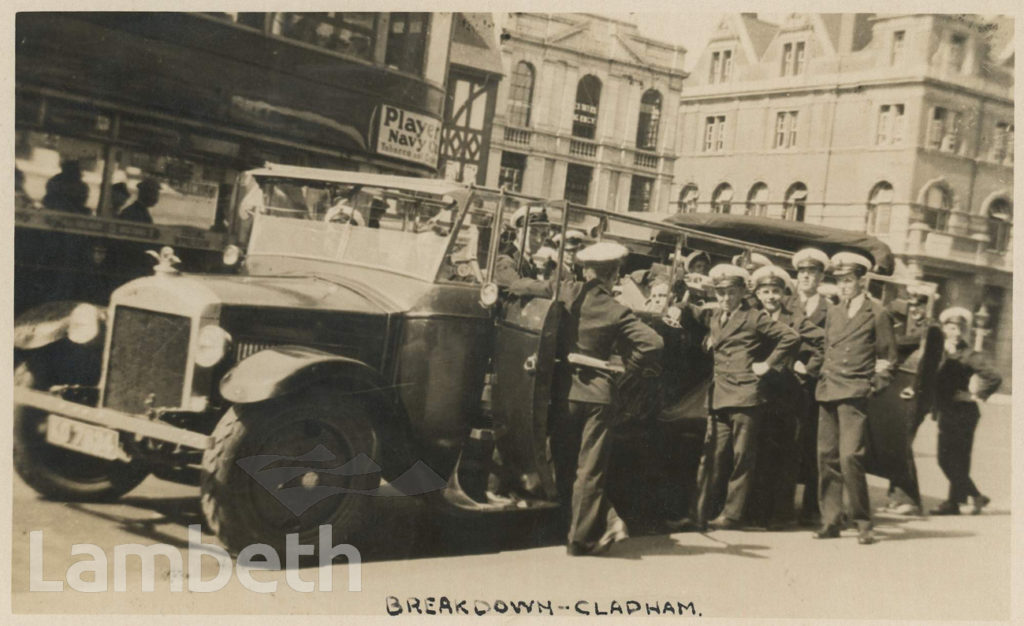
[200,390,381,555]
[13,361,149,501]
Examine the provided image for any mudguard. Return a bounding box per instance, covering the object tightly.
[219,345,389,405]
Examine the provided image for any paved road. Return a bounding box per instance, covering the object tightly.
[11,398,1014,619]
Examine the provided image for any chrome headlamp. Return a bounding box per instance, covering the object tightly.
[195,325,232,367]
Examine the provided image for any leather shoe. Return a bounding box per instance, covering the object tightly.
[857,526,875,545]
[708,516,742,531]
[664,517,705,533]
[971,494,990,515]
[812,525,840,539]
[929,501,960,515]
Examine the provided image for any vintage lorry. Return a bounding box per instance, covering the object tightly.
[13,164,938,553]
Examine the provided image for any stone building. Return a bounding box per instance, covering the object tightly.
[487,13,687,213]
[675,13,1013,380]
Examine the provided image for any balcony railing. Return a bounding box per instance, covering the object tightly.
[634,151,658,169]
[503,126,532,146]
[568,138,597,158]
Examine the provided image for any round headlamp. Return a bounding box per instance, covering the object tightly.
[67,304,103,344]
[479,282,500,308]
[222,244,242,267]
[195,325,231,368]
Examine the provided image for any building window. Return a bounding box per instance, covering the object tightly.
[746,182,768,216]
[678,184,698,213]
[928,107,961,153]
[866,182,893,234]
[564,163,592,206]
[922,183,951,231]
[636,90,662,150]
[876,104,906,145]
[891,30,905,65]
[721,49,733,81]
[273,13,378,63]
[711,183,733,214]
[948,33,966,72]
[784,183,807,221]
[703,115,726,152]
[498,152,526,192]
[710,51,720,84]
[774,111,799,149]
[507,61,534,128]
[572,75,602,140]
[991,122,1014,163]
[628,176,654,212]
[781,41,805,76]
[385,13,429,75]
[986,198,1012,252]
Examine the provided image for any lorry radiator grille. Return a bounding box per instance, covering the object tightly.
[103,307,192,414]
[234,340,277,361]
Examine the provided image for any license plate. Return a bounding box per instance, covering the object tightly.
[45,415,123,461]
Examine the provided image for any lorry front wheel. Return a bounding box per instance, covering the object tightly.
[13,361,149,501]
[200,390,381,555]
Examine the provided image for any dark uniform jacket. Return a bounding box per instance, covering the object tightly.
[761,303,824,394]
[508,277,663,406]
[563,280,664,405]
[799,292,830,329]
[894,316,936,363]
[934,340,1002,410]
[117,201,154,224]
[815,295,898,403]
[690,300,800,411]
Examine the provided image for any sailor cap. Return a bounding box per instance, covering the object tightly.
[829,252,872,277]
[708,263,751,288]
[751,265,793,291]
[575,241,629,266]
[732,251,772,271]
[510,204,549,227]
[553,229,588,251]
[939,306,973,327]
[792,247,829,271]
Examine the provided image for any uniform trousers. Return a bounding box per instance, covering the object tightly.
[748,402,799,524]
[694,407,762,523]
[796,384,820,518]
[549,400,626,549]
[936,402,982,504]
[885,398,925,507]
[817,398,872,527]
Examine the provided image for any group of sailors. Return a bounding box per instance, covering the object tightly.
[494,205,1002,556]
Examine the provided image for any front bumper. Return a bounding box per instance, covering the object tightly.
[14,387,212,451]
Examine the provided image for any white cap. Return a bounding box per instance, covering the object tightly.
[575,241,629,266]
[792,248,829,271]
[939,306,973,327]
[684,250,711,271]
[553,229,588,251]
[532,246,557,263]
[732,251,771,271]
[829,251,872,276]
[751,265,793,291]
[709,263,751,288]
[510,204,549,227]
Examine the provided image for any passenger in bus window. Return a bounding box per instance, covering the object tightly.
[42,160,90,215]
[118,178,159,224]
[109,182,131,215]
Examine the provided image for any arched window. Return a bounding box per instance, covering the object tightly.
[866,182,893,234]
[573,75,602,139]
[784,183,807,221]
[507,61,534,128]
[712,183,733,214]
[746,182,768,216]
[678,184,699,213]
[986,198,1012,252]
[922,182,952,231]
[636,89,662,150]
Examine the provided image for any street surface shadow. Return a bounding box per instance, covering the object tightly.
[65,495,203,549]
[603,534,770,560]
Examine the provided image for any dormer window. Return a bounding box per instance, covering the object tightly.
[948,33,966,72]
[709,49,734,84]
[781,41,806,76]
